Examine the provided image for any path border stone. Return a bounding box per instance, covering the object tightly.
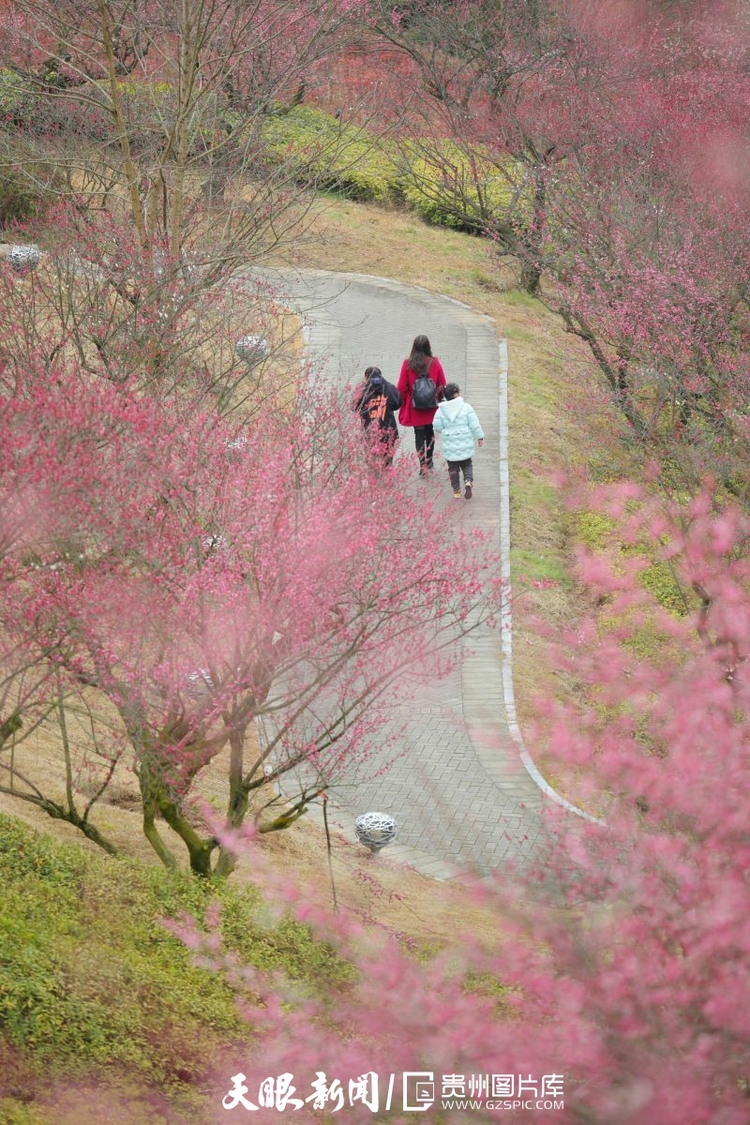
[496,338,606,828]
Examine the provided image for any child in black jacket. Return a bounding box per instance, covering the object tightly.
[353,366,402,467]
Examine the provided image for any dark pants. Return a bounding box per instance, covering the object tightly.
[368,428,398,468]
[414,424,435,471]
[448,458,474,491]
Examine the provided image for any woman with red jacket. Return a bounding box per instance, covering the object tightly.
[396,335,447,476]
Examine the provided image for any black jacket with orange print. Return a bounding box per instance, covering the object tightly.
[353,374,402,436]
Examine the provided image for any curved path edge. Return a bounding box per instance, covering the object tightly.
[496,338,606,828]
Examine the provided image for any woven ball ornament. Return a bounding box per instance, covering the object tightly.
[235,335,269,369]
[8,245,40,273]
[354,812,398,852]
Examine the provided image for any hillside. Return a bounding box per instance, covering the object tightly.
[0,194,610,1121]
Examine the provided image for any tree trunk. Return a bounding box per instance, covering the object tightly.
[518,159,547,297]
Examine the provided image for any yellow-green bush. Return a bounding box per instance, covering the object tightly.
[0,167,48,228]
[0,70,27,116]
[260,107,530,234]
[0,1098,44,1125]
[262,106,397,203]
[0,142,62,230]
[638,559,688,616]
[576,510,617,552]
[398,140,528,233]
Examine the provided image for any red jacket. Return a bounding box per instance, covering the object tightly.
[396,356,447,427]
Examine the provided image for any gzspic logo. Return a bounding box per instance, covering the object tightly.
[407,1072,564,1113]
[221,1070,565,1114]
[441,1073,565,1112]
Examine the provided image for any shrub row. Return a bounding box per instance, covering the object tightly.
[260,104,529,234]
[400,139,527,232]
[261,105,397,203]
[0,69,529,236]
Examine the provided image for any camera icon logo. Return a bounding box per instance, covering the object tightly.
[403,1072,435,1112]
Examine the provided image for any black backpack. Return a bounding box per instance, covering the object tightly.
[411,362,437,410]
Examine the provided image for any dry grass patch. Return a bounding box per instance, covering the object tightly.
[0,244,303,412]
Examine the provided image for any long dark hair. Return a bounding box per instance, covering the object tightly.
[408,334,433,376]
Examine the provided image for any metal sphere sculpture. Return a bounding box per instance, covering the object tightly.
[224,435,250,462]
[235,334,269,370]
[8,245,40,273]
[355,812,398,853]
[186,669,215,697]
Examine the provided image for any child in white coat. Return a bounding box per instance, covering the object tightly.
[433,382,484,499]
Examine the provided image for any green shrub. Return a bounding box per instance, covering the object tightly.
[638,559,687,616]
[0,815,349,1087]
[0,1099,45,1125]
[104,80,179,137]
[0,826,235,1080]
[262,105,397,203]
[576,510,617,552]
[0,166,50,228]
[260,107,528,229]
[0,70,28,116]
[398,140,528,233]
[220,892,352,986]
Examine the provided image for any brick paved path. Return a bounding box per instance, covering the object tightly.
[247,269,571,882]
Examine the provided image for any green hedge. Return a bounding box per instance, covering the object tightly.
[638,559,687,616]
[260,105,528,233]
[399,139,528,233]
[0,70,27,116]
[0,168,42,227]
[1,76,530,237]
[0,152,61,229]
[262,105,397,203]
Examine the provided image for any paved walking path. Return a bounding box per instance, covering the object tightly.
[245,268,579,884]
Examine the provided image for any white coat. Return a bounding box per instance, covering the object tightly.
[433,397,484,461]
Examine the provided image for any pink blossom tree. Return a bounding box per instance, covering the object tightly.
[369,0,750,504]
[0,212,295,411]
[179,487,750,1123]
[0,336,502,876]
[0,0,367,258]
[0,0,377,400]
[366,0,594,292]
[530,2,750,479]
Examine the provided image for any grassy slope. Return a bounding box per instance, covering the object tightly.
[0,815,512,1124]
[0,813,353,1124]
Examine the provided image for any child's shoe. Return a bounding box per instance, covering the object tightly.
[464,481,473,500]
[453,490,462,499]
